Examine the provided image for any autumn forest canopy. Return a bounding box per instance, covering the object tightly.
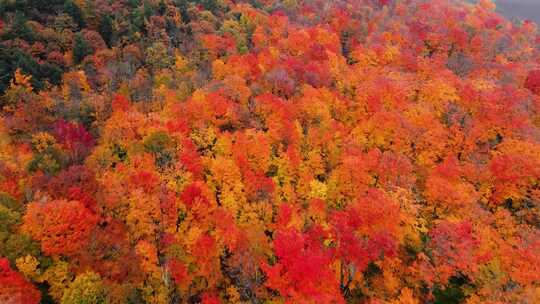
[1,0,540,303]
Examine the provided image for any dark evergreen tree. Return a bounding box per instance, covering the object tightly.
[200,0,219,12]
[175,0,190,23]
[143,0,154,19]
[98,14,113,47]
[0,48,42,93]
[63,0,85,28]
[127,0,142,8]
[130,8,145,33]
[72,33,91,64]
[7,11,34,41]
[29,0,64,13]
[158,0,166,15]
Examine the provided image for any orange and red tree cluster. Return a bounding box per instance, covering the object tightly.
[1,0,540,303]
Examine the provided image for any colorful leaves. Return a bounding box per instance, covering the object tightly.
[489,140,540,205]
[424,157,478,209]
[525,70,540,95]
[126,188,161,242]
[111,94,130,112]
[53,119,95,160]
[262,228,344,303]
[201,293,221,304]
[168,259,189,286]
[181,182,211,210]
[2,0,540,303]
[0,258,41,304]
[428,221,480,284]
[22,199,97,256]
[61,272,108,304]
[331,189,400,274]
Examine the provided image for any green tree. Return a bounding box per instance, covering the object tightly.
[98,14,113,47]
[8,11,34,41]
[61,272,108,304]
[0,193,40,263]
[73,33,92,64]
[0,48,42,95]
[63,0,85,28]
[200,0,220,12]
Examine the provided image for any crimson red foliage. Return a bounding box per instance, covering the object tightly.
[525,70,540,95]
[0,258,41,304]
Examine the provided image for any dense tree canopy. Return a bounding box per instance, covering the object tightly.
[1,0,540,303]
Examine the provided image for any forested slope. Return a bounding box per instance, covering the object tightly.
[1,0,540,303]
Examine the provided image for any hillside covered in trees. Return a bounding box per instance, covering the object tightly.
[1,0,540,303]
